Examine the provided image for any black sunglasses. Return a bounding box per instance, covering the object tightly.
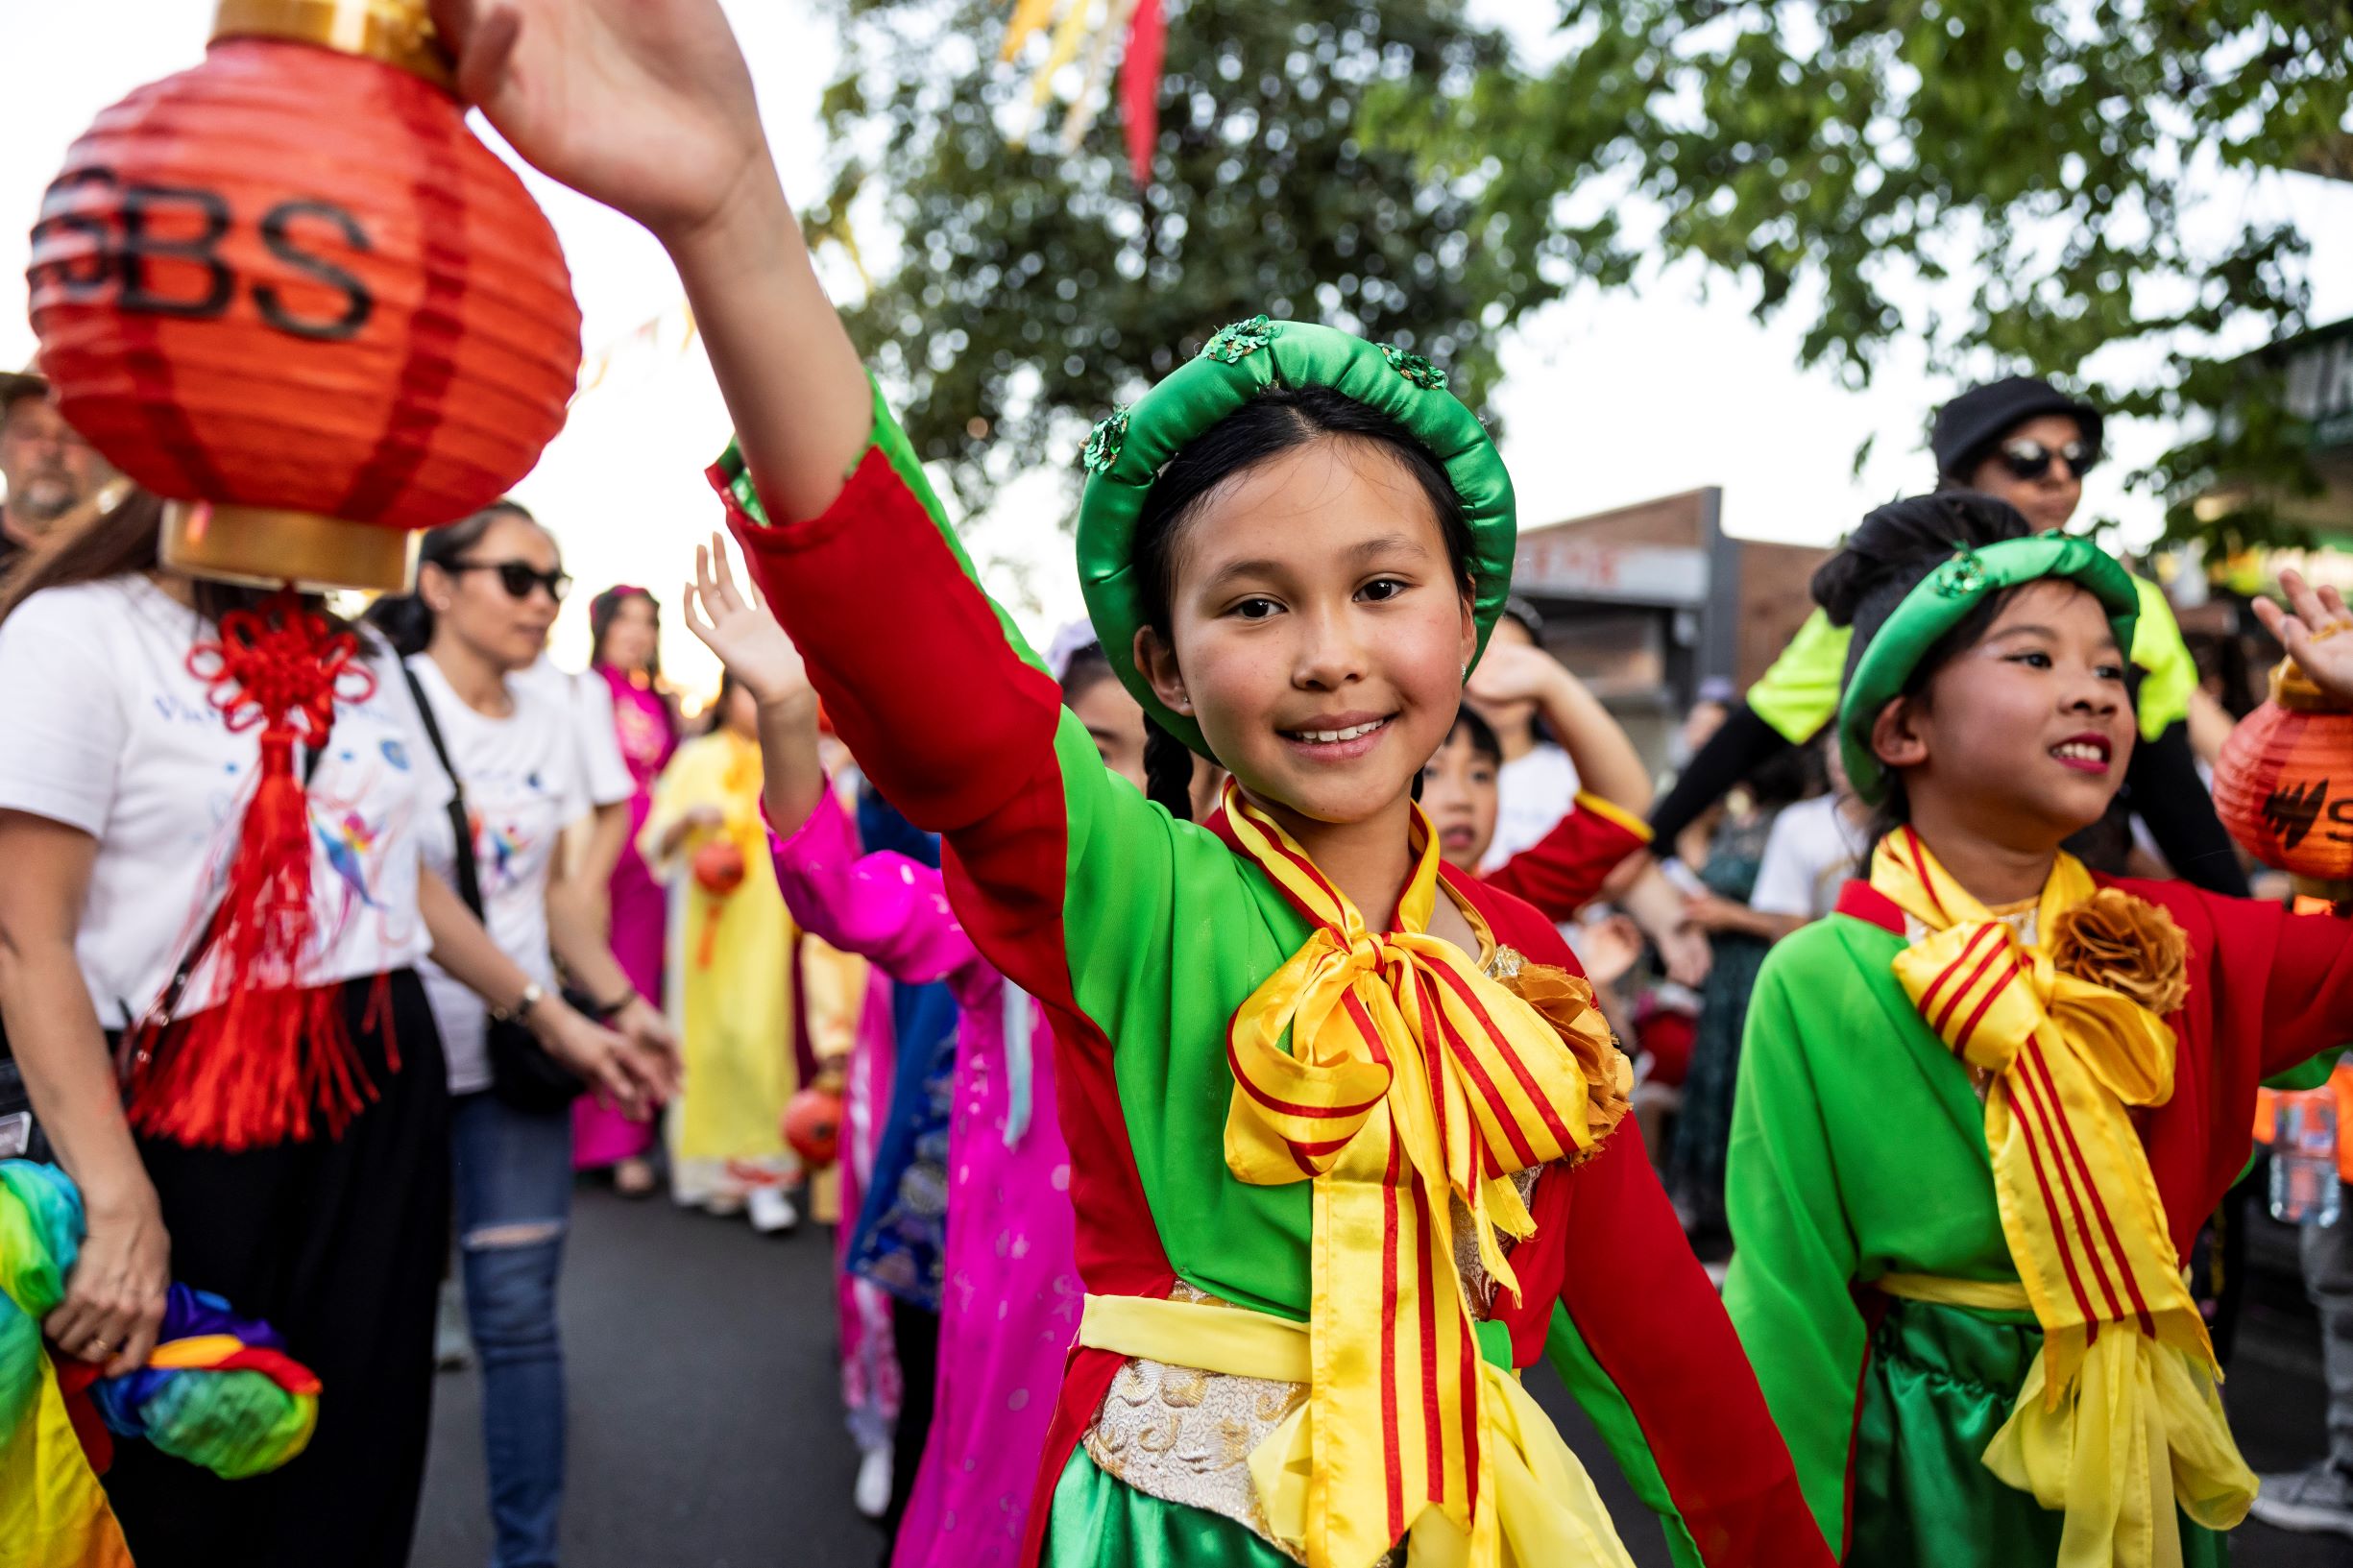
[445,558,572,603]
[1997,436,2100,481]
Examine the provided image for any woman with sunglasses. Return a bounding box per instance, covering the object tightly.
[369,502,679,1568]
[1648,374,2247,899]
[0,489,663,1568]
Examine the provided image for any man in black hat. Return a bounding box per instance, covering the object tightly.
[0,363,113,565]
[1646,373,2247,898]
[1929,374,2104,531]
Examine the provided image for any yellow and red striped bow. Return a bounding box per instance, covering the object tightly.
[1873,828,2254,1568]
[1220,781,1617,1568]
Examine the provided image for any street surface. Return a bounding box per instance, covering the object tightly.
[414,1185,2350,1567]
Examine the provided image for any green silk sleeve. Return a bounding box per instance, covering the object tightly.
[1541,1303,1706,1568]
[2126,573,2197,742]
[1720,947,1866,1558]
[1745,610,1850,746]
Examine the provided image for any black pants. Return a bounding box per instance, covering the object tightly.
[104,970,451,1568]
[881,1295,942,1559]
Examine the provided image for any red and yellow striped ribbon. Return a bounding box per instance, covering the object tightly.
[1220,780,1613,1568]
[1872,828,2254,1568]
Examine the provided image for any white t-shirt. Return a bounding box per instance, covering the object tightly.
[407,655,594,1095]
[1480,742,1583,873]
[515,655,633,811]
[1751,793,1872,923]
[0,577,450,1025]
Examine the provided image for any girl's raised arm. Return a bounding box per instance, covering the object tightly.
[432,0,869,521]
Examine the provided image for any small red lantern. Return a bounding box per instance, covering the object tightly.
[19,0,580,1149]
[692,838,748,898]
[2213,653,2353,902]
[27,0,580,591]
[784,1082,845,1170]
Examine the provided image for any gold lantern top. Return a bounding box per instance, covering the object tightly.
[210,0,456,89]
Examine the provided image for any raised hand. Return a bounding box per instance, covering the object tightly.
[1464,639,1566,710]
[429,0,769,244]
[683,532,811,711]
[2254,568,2353,706]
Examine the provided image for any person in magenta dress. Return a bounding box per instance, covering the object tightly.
[686,576,1148,1568]
[573,586,680,1190]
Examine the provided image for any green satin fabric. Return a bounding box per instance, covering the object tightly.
[1851,1296,2227,1567]
[1043,1447,1296,1568]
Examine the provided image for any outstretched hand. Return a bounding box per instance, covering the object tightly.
[683,533,811,710]
[429,0,770,244]
[2254,569,2353,706]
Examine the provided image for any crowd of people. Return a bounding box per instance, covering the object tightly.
[7,4,2353,1568]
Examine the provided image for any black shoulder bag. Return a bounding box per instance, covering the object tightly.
[402,667,587,1113]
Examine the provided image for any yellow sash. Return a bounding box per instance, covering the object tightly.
[1079,1293,1634,1568]
[1218,781,1616,1568]
[1871,830,2255,1567]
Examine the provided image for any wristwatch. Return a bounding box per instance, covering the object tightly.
[492,981,546,1026]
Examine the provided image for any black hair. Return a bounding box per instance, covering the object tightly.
[1058,641,1114,705]
[709,664,747,735]
[365,498,545,658]
[1818,492,2041,848]
[1129,383,1478,823]
[589,585,663,680]
[1446,704,1503,767]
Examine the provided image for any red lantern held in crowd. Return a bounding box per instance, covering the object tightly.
[2213,647,2353,906]
[22,0,582,1148]
[784,1082,845,1171]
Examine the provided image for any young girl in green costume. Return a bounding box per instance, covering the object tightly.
[429,5,1827,1563]
[1722,491,2353,1567]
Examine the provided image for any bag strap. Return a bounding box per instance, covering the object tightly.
[401,663,488,923]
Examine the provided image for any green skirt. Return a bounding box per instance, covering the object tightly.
[1043,1447,1296,1567]
[1852,1297,2227,1567]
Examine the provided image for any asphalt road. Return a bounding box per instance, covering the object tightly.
[414,1184,2353,1568]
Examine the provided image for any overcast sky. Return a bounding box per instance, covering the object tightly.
[6,0,2351,695]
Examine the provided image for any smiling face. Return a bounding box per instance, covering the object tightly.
[1134,438,1478,834]
[1420,722,1500,872]
[1871,578,2133,850]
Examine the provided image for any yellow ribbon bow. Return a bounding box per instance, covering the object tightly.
[1873,828,2255,1568]
[1219,781,1618,1568]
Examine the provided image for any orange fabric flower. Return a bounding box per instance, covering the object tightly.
[1506,961,1632,1156]
[2048,888,2190,1017]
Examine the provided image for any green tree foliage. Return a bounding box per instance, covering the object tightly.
[810,0,1548,510]
[1373,2,2353,546]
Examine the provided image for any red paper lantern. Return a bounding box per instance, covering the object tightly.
[784,1083,844,1170]
[26,0,580,591]
[2213,655,2353,898]
[693,838,748,898]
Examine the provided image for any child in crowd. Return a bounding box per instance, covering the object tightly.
[685,567,1135,1568]
[1725,493,2353,1565]
[434,7,1827,1563]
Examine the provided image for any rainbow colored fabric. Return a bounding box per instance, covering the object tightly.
[1,1160,320,1564]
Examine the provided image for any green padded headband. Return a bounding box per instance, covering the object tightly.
[1839,531,2139,805]
[1075,317,1516,757]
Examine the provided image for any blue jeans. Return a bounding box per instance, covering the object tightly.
[451,1091,573,1568]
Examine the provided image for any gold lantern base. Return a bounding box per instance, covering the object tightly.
[210,0,455,89]
[162,501,418,594]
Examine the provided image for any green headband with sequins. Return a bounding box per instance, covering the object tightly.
[1074,317,1516,758]
[1838,531,2139,805]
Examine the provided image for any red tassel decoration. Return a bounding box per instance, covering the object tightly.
[124,591,380,1150]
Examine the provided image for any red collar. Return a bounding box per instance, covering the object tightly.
[1833,879,1904,933]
